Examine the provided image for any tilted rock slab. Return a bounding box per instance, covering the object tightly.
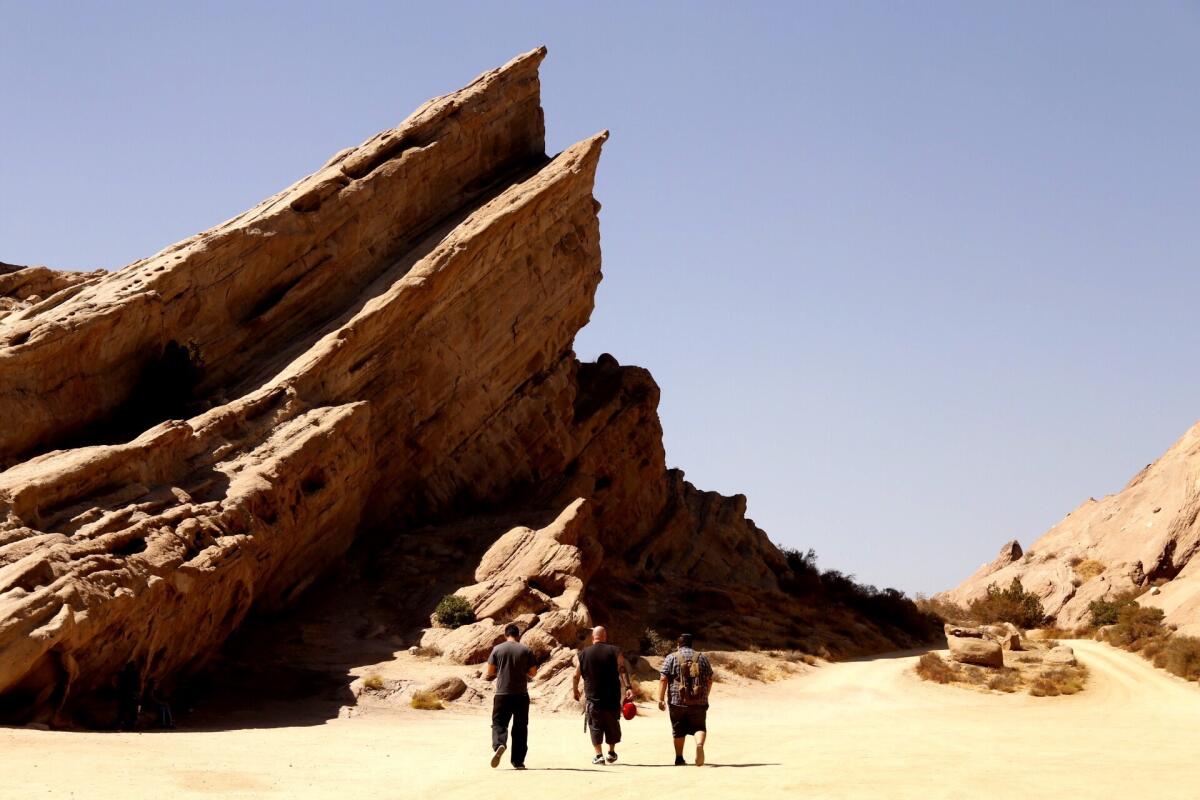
[0,49,804,725]
[942,422,1200,635]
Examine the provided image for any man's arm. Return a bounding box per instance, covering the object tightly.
[617,652,633,701]
[571,657,583,701]
[657,652,673,710]
[484,650,497,681]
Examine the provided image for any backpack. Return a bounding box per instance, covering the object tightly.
[674,649,706,706]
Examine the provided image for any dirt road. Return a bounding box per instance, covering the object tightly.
[3,640,1198,799]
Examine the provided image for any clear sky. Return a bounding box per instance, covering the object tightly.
[3,2,1198,595]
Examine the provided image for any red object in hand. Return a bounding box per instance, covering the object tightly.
[622,701,637,720]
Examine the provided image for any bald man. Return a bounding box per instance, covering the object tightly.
[572,626,633,765]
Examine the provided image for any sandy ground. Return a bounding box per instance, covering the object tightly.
[3,639,1199,800]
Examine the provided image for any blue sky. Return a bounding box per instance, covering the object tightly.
[2,2,1198,593]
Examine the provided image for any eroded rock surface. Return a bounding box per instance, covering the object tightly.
[943,423,1200,635]
[0,49,933,726]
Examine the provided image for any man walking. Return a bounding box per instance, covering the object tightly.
[485,623,537,769]
[657,633,713,766]
[572,626,633,765]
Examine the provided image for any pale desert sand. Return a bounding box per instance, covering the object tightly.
[3,640,1198,800]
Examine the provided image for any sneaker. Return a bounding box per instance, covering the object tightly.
[695,744,705,767]
[592,753,606,765]
[674,755,687,766]
[513,764,526,770]
[491,744,506,769]
[606,750,618,764]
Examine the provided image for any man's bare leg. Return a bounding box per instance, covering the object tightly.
[674,736,686,763]
[695,730,707,766]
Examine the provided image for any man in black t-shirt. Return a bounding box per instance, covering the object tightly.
[485,623,537,769]
[572,625,633,765]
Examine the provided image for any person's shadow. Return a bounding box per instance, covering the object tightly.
[620,763,779,769]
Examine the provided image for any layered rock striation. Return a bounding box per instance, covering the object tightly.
[0,49,931,725]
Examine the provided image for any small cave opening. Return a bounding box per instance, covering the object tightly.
[56,340,205,452]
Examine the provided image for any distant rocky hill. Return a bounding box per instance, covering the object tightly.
[943,423,1200,636]
[0,49,934,726]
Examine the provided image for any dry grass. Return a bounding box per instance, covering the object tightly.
[1029,665,1088,697]
[917,650,1084,697]
[987,670,1020,693]
[362,673,385,691]
[1161,636,1200,681]
[410,646,441,659]
[708,652,767,681]
[1073,559,1105,582]
[410,691,444,710]
[915,652,957,684]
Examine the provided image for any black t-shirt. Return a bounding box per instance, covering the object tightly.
[577,642,623,710]
[488,640,535,696]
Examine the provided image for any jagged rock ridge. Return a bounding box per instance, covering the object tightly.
[0,49,929,726]
[944,422,1200,635]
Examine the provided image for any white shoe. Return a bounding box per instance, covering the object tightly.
[491,744,506,768]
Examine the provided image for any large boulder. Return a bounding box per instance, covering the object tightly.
[424,622,507,665]
[421,676,468,702]
[1044,646,1077,667]
[947,635,1004,668]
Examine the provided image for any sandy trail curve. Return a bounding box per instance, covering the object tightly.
[2,640,1197,799]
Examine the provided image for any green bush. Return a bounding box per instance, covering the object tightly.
[433,594,476,629]
[1107,604,1166,649]
[1087,592,1138,627]
[968,578,1046,628]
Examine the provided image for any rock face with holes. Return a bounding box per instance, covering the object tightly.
[942,422,1200,636]
[0,49,933,726]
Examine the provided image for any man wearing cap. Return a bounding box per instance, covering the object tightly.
[572,625,633,765]
[657,633,714,766]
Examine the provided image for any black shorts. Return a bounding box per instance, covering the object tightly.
[587,705,622,746]
[668,704,708,737]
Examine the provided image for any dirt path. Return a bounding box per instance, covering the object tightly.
[3,640,1198,799]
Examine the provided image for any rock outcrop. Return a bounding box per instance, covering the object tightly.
[946,634,1004,668]
[943,422,1200,636]
[0,49,934,726]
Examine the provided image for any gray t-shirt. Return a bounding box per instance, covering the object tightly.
[488,640,535,695]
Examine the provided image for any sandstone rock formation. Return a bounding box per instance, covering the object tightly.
[944,422,1200,636]
[946,634,1004,668]
[0,264,103,323]
[0,49,934,726]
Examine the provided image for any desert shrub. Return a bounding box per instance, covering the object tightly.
[1162,636,1200,682]
[774,546,940,645]
[914,594,971,624]
[778,546,823,596]
[1073,559,1105,582]
[411,646,441,659]
[708,652,766,681]
[1087,591,1138,627]
[915,652,957,684]
[362,673,385,691]
[987,670,1020,693]
[433,594,476,629]
[968,578,1046,628]
[410,691,444,710]
[640,628,674,657]
[1029,666,1087,697]
[1107,604,1166,649]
